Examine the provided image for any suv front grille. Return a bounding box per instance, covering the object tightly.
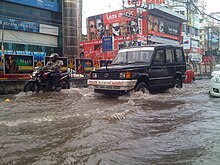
[97,72,118,79]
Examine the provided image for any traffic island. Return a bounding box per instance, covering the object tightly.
[0,77,89,95]
[0,79,27,95]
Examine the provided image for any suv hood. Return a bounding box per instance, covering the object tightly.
[94,63,150,72]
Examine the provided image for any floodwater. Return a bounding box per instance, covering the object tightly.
[0,79,220,165]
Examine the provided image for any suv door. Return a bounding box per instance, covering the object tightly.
[175,47,186,73]
[149,49,167,88]
[165,48,176,85]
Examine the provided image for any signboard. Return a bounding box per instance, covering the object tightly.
[0,19,39,33]
[40,24,59,36]
[147,14,180,41]
[44,57,68,72]
[75,59,93,74]
[100,60,112,67]
[183,36,191,50]
[128,0,165,5]
[87,8,137,40]
[4,54,34,74]
[5,0,59,12]
[102,36,114,52]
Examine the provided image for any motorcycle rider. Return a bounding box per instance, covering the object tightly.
[44,53,63,89]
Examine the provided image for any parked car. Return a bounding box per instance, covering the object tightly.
[184,63,195,83]
[88,44,186,95]
[209,70,220,97]
[211,64,220,77]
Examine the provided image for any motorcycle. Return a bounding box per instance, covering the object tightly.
[24,67,70,92]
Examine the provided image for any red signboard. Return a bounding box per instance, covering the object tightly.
[128,0,143,6]
[128,0,165,5]
[146,0,165,4]
[103,8,136,24]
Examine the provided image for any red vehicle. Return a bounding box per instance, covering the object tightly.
[184,63,195,83]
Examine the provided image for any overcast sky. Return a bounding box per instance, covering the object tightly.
[82,0,220,34]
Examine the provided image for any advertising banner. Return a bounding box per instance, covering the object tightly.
[183,36,191,50]
[0,19,39,33]
[33,52,46,67]
[5,0,59,12]
[39,24,59,36]
[103,8,136,24]
[44,57,68,72]
[102,36,114,52]
[87,8,138,40]
[100,60,112,67]
[75,59,93,74]
[4,54,34,74]
[88,14,105,40]
[148,14,181,41]
[128,0,165,5]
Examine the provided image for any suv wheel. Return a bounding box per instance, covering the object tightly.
[135,82,148,93]
[173,78,182,88]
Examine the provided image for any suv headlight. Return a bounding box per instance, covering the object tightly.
[119,71,132,79]
[91,73,97,78]
[119,72,126,78]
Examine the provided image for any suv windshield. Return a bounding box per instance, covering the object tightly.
[112,50,153,65]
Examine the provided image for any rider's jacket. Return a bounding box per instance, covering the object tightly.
[45,60,63,73]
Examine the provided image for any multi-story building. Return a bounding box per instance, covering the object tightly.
[0,0,82,65]
[200,17,220,64]
[0,0,62,58]
[166,0,202,63]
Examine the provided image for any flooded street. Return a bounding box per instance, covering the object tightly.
[0,79,220,165]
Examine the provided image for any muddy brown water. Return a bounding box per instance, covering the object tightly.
[0,79,220,165]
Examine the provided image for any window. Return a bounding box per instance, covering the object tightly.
[175,49,184,62]
[154,49,165,64]
[166,49,174,63]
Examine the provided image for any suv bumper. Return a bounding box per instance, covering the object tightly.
[88,79,137,91]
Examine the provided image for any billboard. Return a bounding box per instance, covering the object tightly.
[75,59,93,74]
[4,54,34,74]
[148,14,181,41]
[128,0,165,5]
[0,19,39,33]
[100,60,112,67]
[87,8,138,40]
[5,0,59,12]
[44,57,68,72]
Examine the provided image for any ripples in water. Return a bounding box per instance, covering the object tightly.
[0,80,220,164]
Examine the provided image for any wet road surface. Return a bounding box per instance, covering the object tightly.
[0,79,220,165]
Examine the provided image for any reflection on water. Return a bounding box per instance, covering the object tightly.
[0,80,220,165]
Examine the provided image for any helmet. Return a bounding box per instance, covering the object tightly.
[50,53,59,62]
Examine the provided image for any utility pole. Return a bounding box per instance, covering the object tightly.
[122,0,126,47]
[145,3,149,45]
[1,21,4,60]
[207,25,210,54]
[186,0,189,36]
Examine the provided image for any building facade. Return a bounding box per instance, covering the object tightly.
[0,0,62,58]
[166,0,202,63]
[0,0,82,62]
[80,6,186,67]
